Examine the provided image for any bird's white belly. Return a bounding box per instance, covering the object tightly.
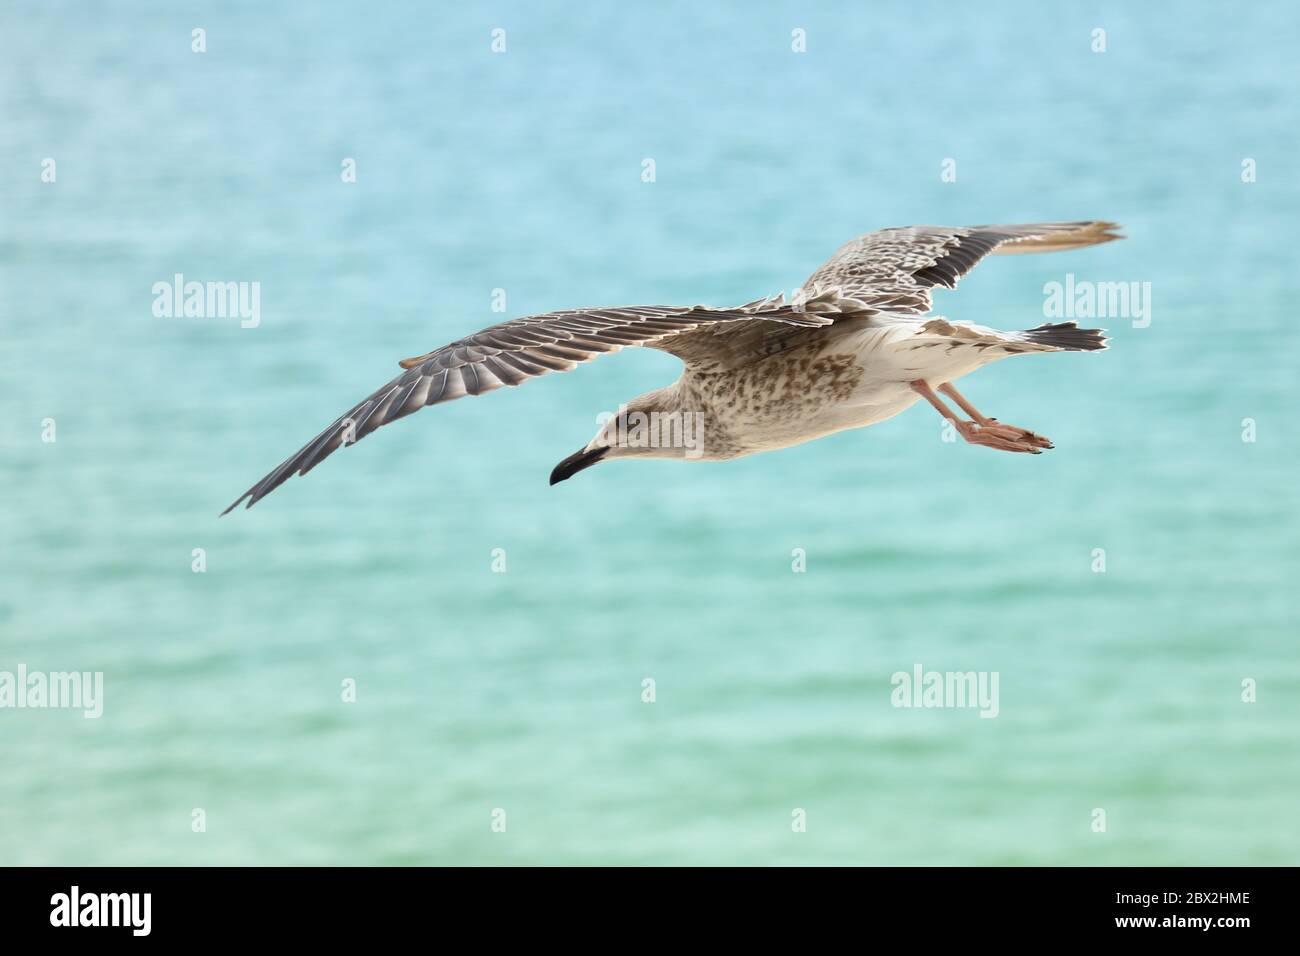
[703,321,1001,455]
[805,324,977,428]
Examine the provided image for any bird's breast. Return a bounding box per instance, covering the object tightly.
[681,338,891,456]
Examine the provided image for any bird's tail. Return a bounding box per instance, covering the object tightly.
[1015,321,1108,351]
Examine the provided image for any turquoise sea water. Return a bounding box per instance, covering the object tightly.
[2,1,1297,865]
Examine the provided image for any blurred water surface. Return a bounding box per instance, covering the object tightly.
[1,1,1297,864]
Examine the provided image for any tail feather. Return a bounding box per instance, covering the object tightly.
[1017,321,1108,351]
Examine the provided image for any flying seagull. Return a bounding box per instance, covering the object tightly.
[223,220,1121,513]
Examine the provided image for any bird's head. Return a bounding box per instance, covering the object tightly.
[550,387,702,484]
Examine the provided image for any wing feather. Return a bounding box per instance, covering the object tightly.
[222,299,838,512]
[804,221,1123,315]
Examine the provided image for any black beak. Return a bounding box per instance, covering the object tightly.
[549,446,609,485]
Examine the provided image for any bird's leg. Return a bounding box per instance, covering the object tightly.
[910,380,1052,454]
[937,382,1054,449]
[936,382,996,425]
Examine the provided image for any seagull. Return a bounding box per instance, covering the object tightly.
[223,220,1121,513]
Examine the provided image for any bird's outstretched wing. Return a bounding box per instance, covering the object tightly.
[222,293,863,513]
[658,221,1124,370]
[803,221,1124,316]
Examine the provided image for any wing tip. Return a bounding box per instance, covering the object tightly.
[1091,220,1126,242]
[219,491,255,516]
[987,220,1126,256]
